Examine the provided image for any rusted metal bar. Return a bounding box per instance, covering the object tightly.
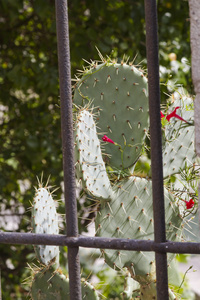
[55,1,82,299]
[1,232,200,254]
[144,0,169,299]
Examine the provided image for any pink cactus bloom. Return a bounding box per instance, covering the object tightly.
[166,107,188,123]
[102,135,115,144]
[184,199,194,209]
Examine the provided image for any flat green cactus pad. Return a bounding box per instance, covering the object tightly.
[74,61,149,170]
[32,187,59,265]
[31,267,99,300]
[95,176,182,280]
[74,109,113,200]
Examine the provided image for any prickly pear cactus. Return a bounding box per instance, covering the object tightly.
[31,185,60,266]
[31,266,99,300]
[74,59,149,170]
[73,56,197,300]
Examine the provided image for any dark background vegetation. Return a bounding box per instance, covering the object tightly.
[0,0,192,298]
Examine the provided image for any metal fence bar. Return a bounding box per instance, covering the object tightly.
[55,1,82,299]
[1,232,200,253]
[144,1,169,299]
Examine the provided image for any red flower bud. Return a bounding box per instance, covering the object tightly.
[160,111,165,119]
[184,199,194,209]
[102,135,115,144]
[166,107,188,123]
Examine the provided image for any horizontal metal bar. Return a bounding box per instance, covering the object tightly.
[0,232,200,254]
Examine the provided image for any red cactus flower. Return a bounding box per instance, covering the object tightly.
[166,107,188,123]
[160,111,165,119]
[184,199,194,209]
[102,135,115,144]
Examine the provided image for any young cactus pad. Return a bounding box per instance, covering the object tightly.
[73,60,149,170]
[31,267,99,300]
[74,108,113,200]
[95,176,182,283]
[31,186,59,265]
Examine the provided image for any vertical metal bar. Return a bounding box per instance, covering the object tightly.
[55,1,82,299]
[144,1,169,299]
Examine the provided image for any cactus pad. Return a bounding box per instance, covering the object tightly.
[74,61,149,170]
[95,176,182,282]
[32,187,59,265]
[31,267,99,300]
[74,109,113,200]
